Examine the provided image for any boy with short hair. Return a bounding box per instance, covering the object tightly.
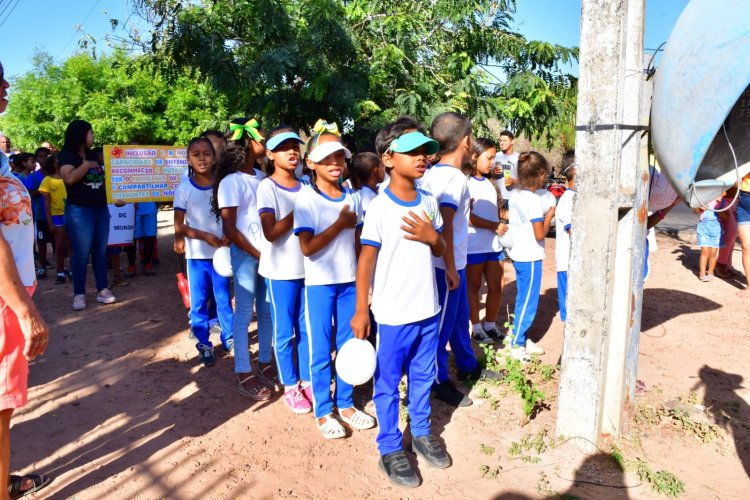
[351,119,448,488]
[494,129,519,198]
[424,112,502,409]
[555,164,576,321]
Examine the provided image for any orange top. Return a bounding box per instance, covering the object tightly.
[742,172,750,192]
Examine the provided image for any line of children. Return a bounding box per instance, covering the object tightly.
[555,164,576,322]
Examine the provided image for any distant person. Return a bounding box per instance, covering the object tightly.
[735,172,750,297]
[59,119,116,310]
[26,149,54,276]
[350,152,383,215]
[555,164,577,321]
[716,187,739,278]
[493,130,519,200]
[9,153,34,181]
[0,134,11,157]
[0,58,53,500]
[40,140,58,154]
[694,193,726,281]
[39,155,69,284]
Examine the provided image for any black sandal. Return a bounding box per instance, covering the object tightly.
[238,375,272,401]
[8,474,52,500]
[258,362,279,388]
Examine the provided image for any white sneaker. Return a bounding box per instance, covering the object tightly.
[96,288,117,304]
[525,340,545,355]
[510,346,530,363]
[72,294,86,310]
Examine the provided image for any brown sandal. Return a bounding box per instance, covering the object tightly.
[258,362,279,388]
[238,374,272,401]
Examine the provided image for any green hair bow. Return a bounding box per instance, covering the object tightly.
[311,119,340,137]
[229,118,264,143]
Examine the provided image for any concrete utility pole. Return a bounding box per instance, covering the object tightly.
[556,0,650,447]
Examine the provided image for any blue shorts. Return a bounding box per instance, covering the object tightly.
[697,219,722,248]
[134,213,158,239]
[466,251,504,265]
[51,215,65,227]
[737,191,750,226]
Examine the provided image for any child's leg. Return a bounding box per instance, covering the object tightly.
[304,284,336,418]
[434,267,459,383]
[294,280,311,384]
[111,253,122,279]
[446,269,478,373]
[211,266,234,349]
[557,271,569,322]
[254,273,273,366]
[406,314,440,440]
[374,323,412,455]
[187,259,213,347]
[465,261,484,326]
[511,260,542,346]
[707,247,719,276]
[142,236,156,269]
[268,279,302,386]
[333,282,356,412]
[230,245,258,373]
[55,226,66,274]
[699,247,709,277]
[483,259,503,325]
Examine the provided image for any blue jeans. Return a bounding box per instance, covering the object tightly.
[230,245,272,374]
[65,204,110,295]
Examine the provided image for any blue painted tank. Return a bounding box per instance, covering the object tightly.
[651,0,750,208]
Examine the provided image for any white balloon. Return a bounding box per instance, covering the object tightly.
[212,246,233,277]
[336,338,376,386]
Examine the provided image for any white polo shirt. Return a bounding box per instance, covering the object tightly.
[422,164,470,270]
[256,178,305,280]
[555,189,575,272]
[467,175,502,254]
[507,189,545,262]
[217,170,266,250]
[173,178,223,259]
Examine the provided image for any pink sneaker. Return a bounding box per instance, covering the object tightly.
[301,384,314,403]
[284,387,312,414]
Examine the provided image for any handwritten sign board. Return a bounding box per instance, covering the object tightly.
[104,145,187,202]
[107,204,135,246]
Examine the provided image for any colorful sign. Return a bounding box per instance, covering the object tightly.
[104,145,187,202]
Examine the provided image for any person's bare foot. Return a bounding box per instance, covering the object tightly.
[736,287,750,297]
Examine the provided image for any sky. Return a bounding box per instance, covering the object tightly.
[0,0,691,79]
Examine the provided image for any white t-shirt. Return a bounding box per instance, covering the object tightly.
[173,178,224,259]
[494,151,519,200]
[361,188,443,326]
[507,189,545,262]
[217,170,266,250]
[467,176,502,254]
[555,189,575,272]
[256,178,305,280]
[422,164,470,270]
[0,156,35,286]
[359,185,378,214]
[294,187,363,286]
[536,189,557,214]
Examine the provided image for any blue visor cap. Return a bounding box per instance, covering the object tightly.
[266,131,304,151]
[390,132,439,155]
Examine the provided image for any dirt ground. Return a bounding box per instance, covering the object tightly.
[11,209,750,499]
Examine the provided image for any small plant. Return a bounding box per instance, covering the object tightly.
[477,387,491,399]
[610,444,685,497]
[480,443,495,456]
[480,464,501,479]
[540,364,557,381]
[508,428,551,463]
[536,471,556,496]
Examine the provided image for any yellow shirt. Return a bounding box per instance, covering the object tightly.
[39,176,67,216]
[741,172,750,193]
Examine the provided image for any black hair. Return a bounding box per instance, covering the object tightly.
[265,125,298,177]
[375,116,426,157]
[10,152,33,169]
[464,138,502,206]
[62,119,93,153]
[500,130,515,140]
[563,164,577,182]
[210,141,247,221]
[518,151,549,189]
[35,147,51,158]
[42,154,58,176]
[430,112,472,156]
[351,152,380,190]
[201,129,225,141]
[186,136,216,178]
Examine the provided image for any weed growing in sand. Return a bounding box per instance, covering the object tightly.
[508,427,560,463]
[635,403,722,444]
[480,443,496,456]
[480,464,502,479]
[611,444,685,497]
[536,471,556,496]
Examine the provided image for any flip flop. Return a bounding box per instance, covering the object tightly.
[8,474,52,500]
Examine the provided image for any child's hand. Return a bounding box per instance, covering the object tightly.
[221,237,231,247]
[496,223,509,236]
[206,234,224,248]
[173,238,185,254]
[446,268,460,291]
[401,210,439,246]
[337,204,358,229]
[350,310,371,339]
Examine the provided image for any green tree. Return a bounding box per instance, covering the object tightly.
[0,50,229,150]
[129,0,576,142]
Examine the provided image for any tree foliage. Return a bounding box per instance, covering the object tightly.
[0,50,228,150]
[129,0,577,143]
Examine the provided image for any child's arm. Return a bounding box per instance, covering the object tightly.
[401,210,446,257]
[439,206,459,289]
[174,210,225,248]
[296,205,357,257]
[469,213,500,231]
[259,211,294,242]
[221,207,260,259]
[42,192,54,234]
[532,206,556,241]
[351,245,377,339]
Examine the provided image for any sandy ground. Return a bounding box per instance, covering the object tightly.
[10,209,750,499]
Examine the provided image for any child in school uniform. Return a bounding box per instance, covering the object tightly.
[506,152,555,361]
[257,127,312,414]
[423,112,502,409]
[173,137,234,366]
[555,164,576,321]
[351,152,384,215]
[352,120,448,488]
[295,126,375,438]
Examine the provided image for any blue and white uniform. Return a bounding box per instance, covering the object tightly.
[257,178,310,386]
[467,175,503,264]
[422,164,479,383]
[294,186,362,418]
[359,185,378,215]
[174,178,234,351]
[217,169,273,374]
[507,189,546,346]
[555,188,575,322]
[361,187,443,456]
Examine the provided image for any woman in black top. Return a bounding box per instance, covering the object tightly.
[60,120,117,310]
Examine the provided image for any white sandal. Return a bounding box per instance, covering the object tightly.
[338,407,376,430]
[317,415,346,439]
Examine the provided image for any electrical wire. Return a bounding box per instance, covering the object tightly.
[688,123,741,213]
[57,0,103,57]
[0,0,22,29]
